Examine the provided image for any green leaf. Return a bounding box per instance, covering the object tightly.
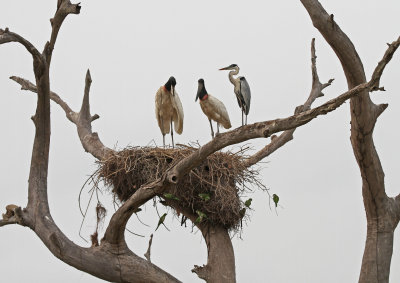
[195,210,207,223]
[198,193,211,201]
[163,193,180,201]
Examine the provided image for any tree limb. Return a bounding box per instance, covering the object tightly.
[11,35,398,249]
[0,28,44,64]
[244,38,334,167]
[6,2,398,280]
[12,42,397,189]
[103,179,164,245]
[301,0,400,282]
[46,0,81,65]
[10,71,113,160]
[10,76,76,122]
[144,234,153,262]
[2,2,181,282]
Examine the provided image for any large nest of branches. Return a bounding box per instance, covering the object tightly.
[96,145,262,230]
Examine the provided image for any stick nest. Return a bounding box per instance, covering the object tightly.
[97,145,261,230]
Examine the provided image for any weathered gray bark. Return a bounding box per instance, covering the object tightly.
[199,226,236,283]
[0,2,181,283]
[1,1,399,283]
[301,1,400,282]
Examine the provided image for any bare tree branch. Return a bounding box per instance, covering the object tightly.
[4,1,398,280]
[1,3,182,282]
[0,205,25,227]
[10,71,112,160]
[76,70,113,160]
[301,0,400,282]
[46,0,81,64]
[0,28,43,64]
[370,37,400,91]
[10,76,76,122]
[244,38,334,167]
[144,234,153,262]
[103,179,163,244]
[12,38,397,192]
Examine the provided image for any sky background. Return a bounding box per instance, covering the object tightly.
[1,1,400,282]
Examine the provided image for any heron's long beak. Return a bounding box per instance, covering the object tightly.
[171,85,175,96]
[219,66,230,71]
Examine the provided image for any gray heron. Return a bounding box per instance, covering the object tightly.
[155,76,184,148]
[219,64,251,125]
[195,78,231,138]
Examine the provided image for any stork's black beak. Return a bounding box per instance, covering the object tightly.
[195,81,202,102]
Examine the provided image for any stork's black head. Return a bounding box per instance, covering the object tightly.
[196,78,207,101]
[219,64,238,71]
[164,76,177,92]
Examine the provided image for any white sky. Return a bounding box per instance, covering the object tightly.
[1,1,400,282]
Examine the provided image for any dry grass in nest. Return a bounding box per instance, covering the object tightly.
[96,144,263,230]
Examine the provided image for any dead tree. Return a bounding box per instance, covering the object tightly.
[0,1,399,282]
[301,1,400,282]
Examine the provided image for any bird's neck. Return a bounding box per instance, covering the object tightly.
[198,87,208,101]
[164,82,172,92]
[200,93,209,101]
[228,68,239,85]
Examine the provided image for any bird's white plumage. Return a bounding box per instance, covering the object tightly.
[155,86,184,135]
[199,94,231,129]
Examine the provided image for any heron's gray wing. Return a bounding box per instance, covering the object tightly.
[239,77,251,115]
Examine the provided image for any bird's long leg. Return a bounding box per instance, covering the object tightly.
[241,109,244,126]
[170,120,175,148]
[217,123,220,135]
[209,119,215,139]
[245,114,248,125]
[163,134,165,148]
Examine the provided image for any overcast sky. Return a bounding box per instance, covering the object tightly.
[1,1,400,282]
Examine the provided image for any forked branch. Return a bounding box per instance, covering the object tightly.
[244,38,334,167]
[46,0,81,64]
[0,28,43,64]
[11,71,112,160]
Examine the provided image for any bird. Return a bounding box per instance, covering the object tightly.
[155,76,184,148]
[244,198,252,208]
[195,78,231,138]
[155,213,167,231]
[219,64,251,125]
[272,194,279,208]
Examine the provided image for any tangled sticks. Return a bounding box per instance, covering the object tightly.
[97,145,263,230]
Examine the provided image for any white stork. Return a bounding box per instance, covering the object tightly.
[155,76,184,148]
[195,78,231,138]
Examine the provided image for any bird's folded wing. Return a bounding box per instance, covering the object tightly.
[171,92,184,134]
[239,77,251,115]
[155,87,163,129]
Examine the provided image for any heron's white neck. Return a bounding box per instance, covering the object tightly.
[228,67,240,85]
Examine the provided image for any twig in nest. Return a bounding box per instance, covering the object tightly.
[144,234,154,262]
[90,202,107,247]
[96,145,265,233]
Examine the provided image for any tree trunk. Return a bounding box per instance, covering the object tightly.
[300,1,400,282]
[193,225,236,283]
